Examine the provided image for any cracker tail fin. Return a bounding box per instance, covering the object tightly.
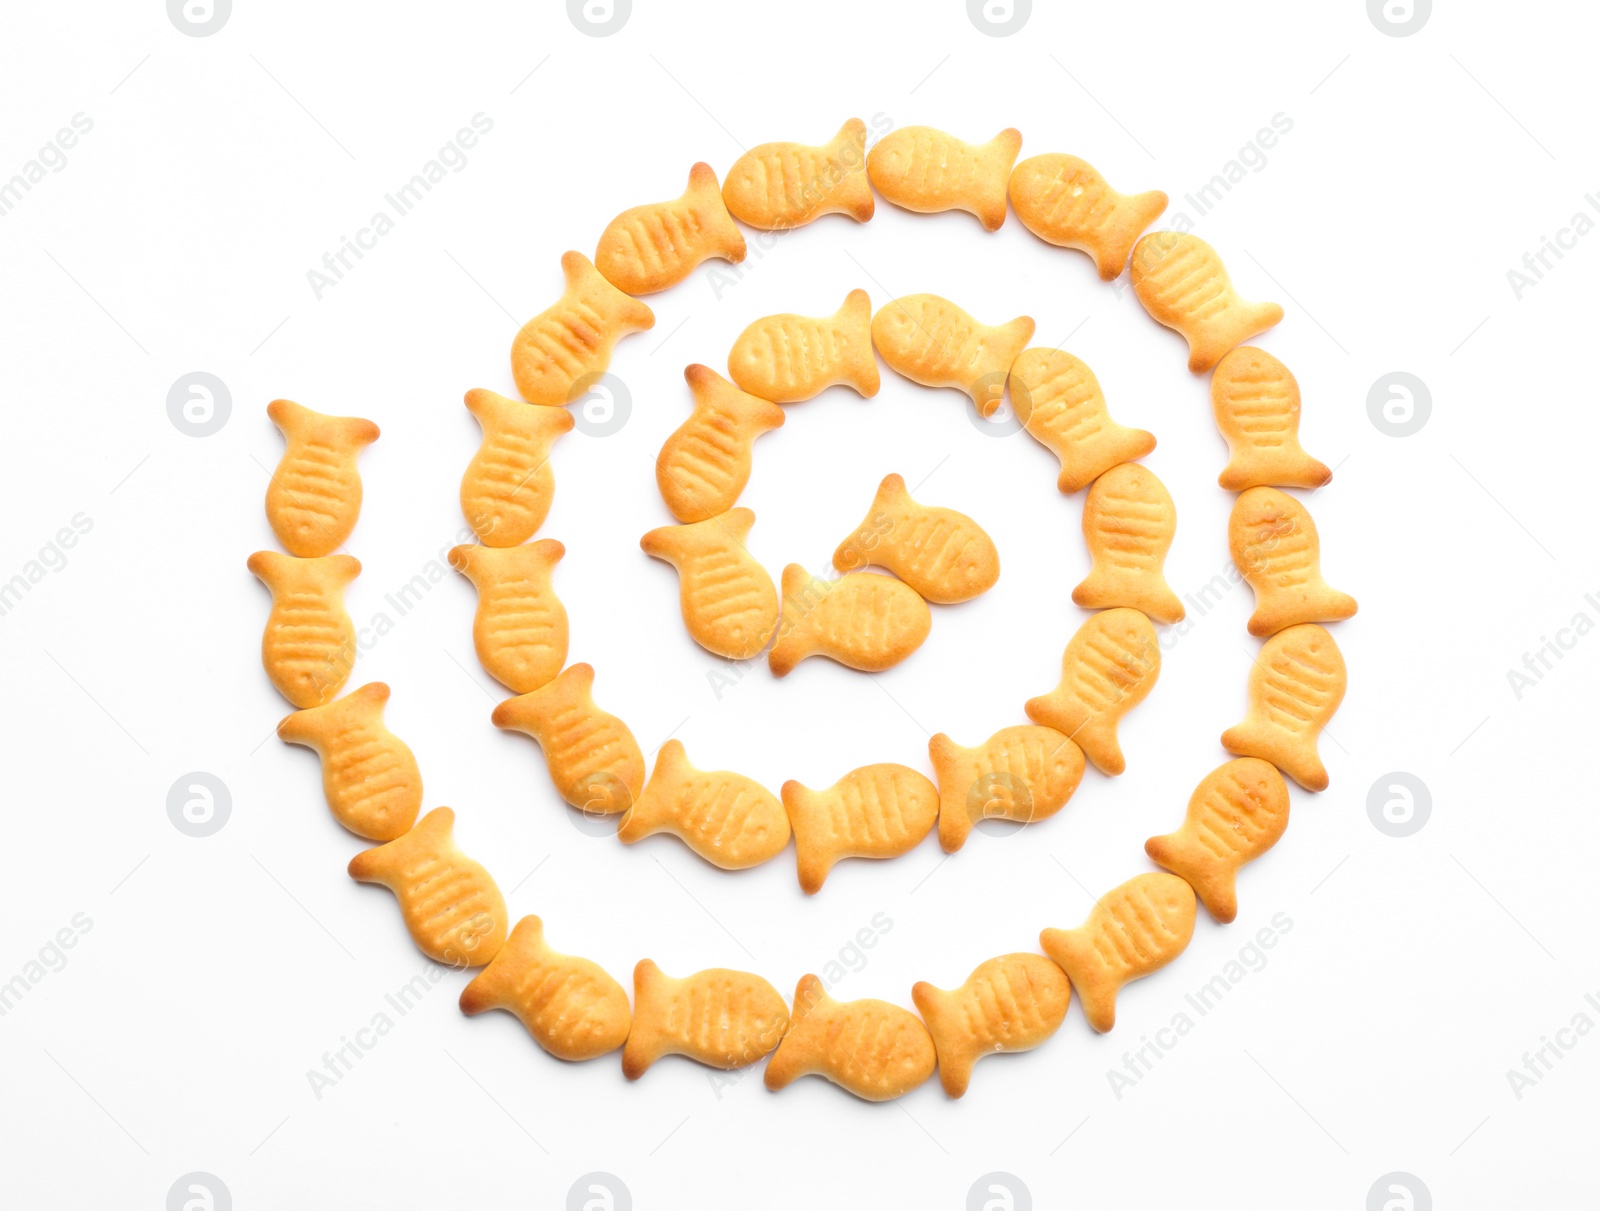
[765,974,827,1089]
[621,959,667,1080]
[1146,831,1238,923]
[825,119,874,222]
[837,288,880,396]
[781,782,832,893]
[1096,189,1169,281]
[1040,926,1116,1032]
[769,567,821,677]
[977,128,1024,231]
[688,161,748,264]
[928,733,976,853]
[911,980,974,1097]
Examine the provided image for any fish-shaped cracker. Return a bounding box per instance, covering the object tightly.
[1230,487,1357,637]
[459,388,574,546]
[867,126,1022,231]
[510,250,655,406]
[622,960,790,1078]
[1221,624,1346,791]
[656,364,785,524]
[1073,462,1184,624]
[871,293,1034,418]
[265,399,378,558]
[348,807,508,967]
[1005,348,1156,493]
[1025,608,1160,776]
[768,566,931,677]
[912,954,1071,1097]
[617,739,790,869]
[722,118,874,229]
[1131,232,1282,373]
[1039,872,1196,1032]
[832,473,999,604]
[277,682,422,841]
[460,915,630,1061]
[641,508,778,661]
[1145,759,1290,923]
[595,162,747,295]
[726,289,880,403]
[765,974,937,1101]
[1210,346,1332,490]
[781,763,938,894]
[449,539,568,694]
[927,725,1084,852]
[1008,153,1167,280]
[492,663,646,812]
[248,551,359,709]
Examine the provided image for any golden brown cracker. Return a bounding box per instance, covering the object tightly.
[511,251,654,406]
[781,763,938,894]
[1025,608,1160,776]
[768,565,931,677]
[459,388,574,547]
[832,473,999,604]
[248,551,359,709]
[277,682,421,841]
[1073,462,1184,624]
[265,399,378,558]
[1221,623,1346,791]
[1039,872,1196,1032]
[622,960,790,1078]
[1131,232,1282,372]
[449,539,569,694]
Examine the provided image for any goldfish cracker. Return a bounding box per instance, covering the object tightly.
[348,807,508,967]
[459,388,573,547]
[1145,759,1290,923]
[492,664,646,812]
[768,566,931,677]
[248,551,359,709]
[510,251,654,406]
[595,162,746,295]
[641,509,778,662]
[460,916,631,1061]
[832,473,999,604]
[656,365,785,524]
[1072,463,1184,624]
[1008,153,1167,280]
[617,740,790,869]
[264,399,378,558]
[449,540,568,694]
[277,682,421,841]
[1025,608,1160,776]
[765,975,937,1100]
[727,289,879,403]
[1230,487,1357,636]
[912,954,1071,1097]
[622,960,790,1078]
[1210,347,1332,490]
[722,119,874,229]
[927,725,1084,852]
[1131,232,1282,372]
[781,763,938,894]
[1039,873,1196,1032]
[867,126,1022,231]
[1006,348,1156,494]
[1221,624,1346,791]
[871,293,1034,418]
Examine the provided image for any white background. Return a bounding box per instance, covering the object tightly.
[0,0,1593,1206]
